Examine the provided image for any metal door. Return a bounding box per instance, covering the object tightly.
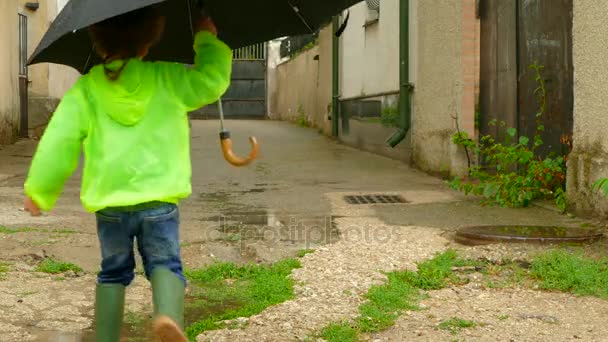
[192,43,267,119]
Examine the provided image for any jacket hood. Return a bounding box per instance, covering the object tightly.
[89,59,152,126]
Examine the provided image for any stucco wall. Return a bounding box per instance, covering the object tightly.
[272,26,333,134]
[0,1,21,144]
[339,0,400,98]
[566,0,608,217]
[410,0,468,175]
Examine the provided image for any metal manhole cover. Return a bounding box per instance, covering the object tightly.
[344,194,407,205]
[455,225,603,246]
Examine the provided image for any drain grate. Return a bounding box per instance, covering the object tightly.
[344,194,407,205]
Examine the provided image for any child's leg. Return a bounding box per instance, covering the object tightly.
[95,210,137,342]
[136,203,186,341]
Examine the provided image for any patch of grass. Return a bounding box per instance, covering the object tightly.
[497,314,509,320]
[224,233,242,242]
[380,106,400,128]
[320,322,359,342]
[124,311,147,335]
[185,258,301,340]
[35,258,83,274]
[0,226,38,234]
[530,250,608,299]
[315,250,471,341]
[0,226,78,235]
[0,262,9,280]
[297,249,315,258]
[438,318,476,334]
[480,260,530,289]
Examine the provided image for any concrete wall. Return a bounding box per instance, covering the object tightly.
[339,1,400,98]
[0,1,21,144]
[271,26,333,134]
[268,0,477,171]
[409,0,474,176]
[566,0,608,217]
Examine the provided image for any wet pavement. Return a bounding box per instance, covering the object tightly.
[0,120,596,341]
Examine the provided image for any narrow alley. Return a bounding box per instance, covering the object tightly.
[1,120,606,341]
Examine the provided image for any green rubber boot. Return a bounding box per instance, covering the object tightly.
[94,283,125,342]
[151,267,187,342]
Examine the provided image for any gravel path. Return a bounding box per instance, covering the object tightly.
[197,193,452,341]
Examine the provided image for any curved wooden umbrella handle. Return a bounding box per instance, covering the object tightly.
[220,131,259,167]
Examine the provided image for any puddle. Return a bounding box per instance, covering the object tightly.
[456,225,604,245]
[202,210,340,247]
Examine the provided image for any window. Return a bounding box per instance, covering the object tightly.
[365,0,380,25]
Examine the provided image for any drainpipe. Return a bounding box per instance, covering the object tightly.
[331,16,340,137]
[386,0,413,147]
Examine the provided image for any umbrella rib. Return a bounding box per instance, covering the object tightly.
[287,1,314,33]
[82,44,94,74]
[186,0,195,38]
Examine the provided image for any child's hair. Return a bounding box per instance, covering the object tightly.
[89,7,165,80]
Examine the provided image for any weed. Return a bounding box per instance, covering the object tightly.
[290,38,319,59]
[296,105,310,127]
[36,258,83,274]
[320,322,359,342]
[224,234,242,242]
[438,318,476,334]
[297,249,315,258]
[450,62,566,209]
[0,226,38,234]
[593,178,608,199]
[0,262,9,280]
[315,250,469,341]
[185,259,301,339]
[530,250,608,299]
[497,314,509,320]
[380,106,399,128]
[122,311,151,341]
[0,226,78,235]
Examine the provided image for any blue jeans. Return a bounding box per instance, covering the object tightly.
[95,202,185,286]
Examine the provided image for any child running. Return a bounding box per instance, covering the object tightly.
[23,7,232,341]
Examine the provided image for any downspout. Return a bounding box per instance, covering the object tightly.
[386,0,413,147]
[331,16,340,137]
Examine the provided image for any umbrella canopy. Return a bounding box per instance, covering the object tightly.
[29,0,361,73]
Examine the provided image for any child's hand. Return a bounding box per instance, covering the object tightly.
[24,197,42,217]
[197,17,217,36]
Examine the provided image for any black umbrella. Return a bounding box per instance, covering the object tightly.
[28,0,359,73]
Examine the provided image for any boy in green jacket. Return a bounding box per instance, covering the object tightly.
[23,7,232,342]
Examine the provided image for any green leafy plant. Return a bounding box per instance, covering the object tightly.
[380,106,399,128]
[290,38,319,59]
[36,258,83,274]
[437,318,477,334]
[592,178,608,197]
[296,104,310,127]
[450,62,566,209]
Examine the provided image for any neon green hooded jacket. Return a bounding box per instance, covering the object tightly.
[24,31,232,212]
